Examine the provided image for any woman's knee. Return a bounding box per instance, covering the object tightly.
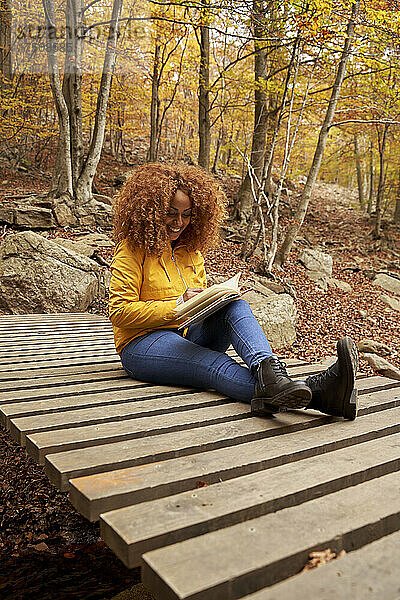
[223,297,253,319]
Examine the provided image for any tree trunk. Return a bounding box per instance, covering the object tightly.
[42,0,73,197]
[149,40,161,162]
[354,134,365,209]
[62,0,84,187]
[374,124,389,238]
[275,0,360,267]
[368,139,374,214]
[394,171,400,225]
[109,120,117,156]
[75,0,123,202]
[393,171,400,225]
[174,118,184,161]
[45,0,122,205]
[237,0,269,219]
[198,0,210,170]
[0,0,12,87]
[212,127,224,173]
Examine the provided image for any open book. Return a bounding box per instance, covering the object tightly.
[174,272,242,329]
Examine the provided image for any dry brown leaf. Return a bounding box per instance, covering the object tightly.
[301,547,346,572]
[196,480,210,488]
[32,542,50,552]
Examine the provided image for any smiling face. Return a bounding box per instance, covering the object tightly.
[166,189,192,242]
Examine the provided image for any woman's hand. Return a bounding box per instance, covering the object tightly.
[182,287,204,302]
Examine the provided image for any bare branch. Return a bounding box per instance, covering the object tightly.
[329,119,400,129]
[83,0,102,14]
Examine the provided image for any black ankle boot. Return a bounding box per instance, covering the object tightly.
[305,337,358,420]
[251,356,312,413]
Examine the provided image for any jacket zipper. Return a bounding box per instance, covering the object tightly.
[171,246,188,290]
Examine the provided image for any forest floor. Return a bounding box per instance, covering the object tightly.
[1,157,400,600]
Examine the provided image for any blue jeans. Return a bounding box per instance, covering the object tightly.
[120,299,273,403]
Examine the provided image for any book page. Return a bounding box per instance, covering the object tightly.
[176,289,239,319]
[177,293,240,329]
[174,272,241,316]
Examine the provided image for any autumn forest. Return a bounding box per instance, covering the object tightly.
[2,3,400,597]
[1,0,400,264]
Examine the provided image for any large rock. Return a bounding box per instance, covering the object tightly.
[357,338,394,357]
[249,293,297,349]
[76,199,112,230]
[0,205,14,224]
[52,194,78,227]
[299,248,333,290]
[0,231,101,314]
[93,193,113,206]
[14,205,55,228]
[380,294,400,312]
[0,202,55,228]
[363,354,400,381]
[53,238,95,257]
[52,196,112,229]
[77,232,115,248]
[99,269,112,299]
[328,277,352,293]
[251,274,286,295]
[373,273,400,296]
[298,248,333,276]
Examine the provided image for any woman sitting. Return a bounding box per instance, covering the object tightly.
[109,162,358,419]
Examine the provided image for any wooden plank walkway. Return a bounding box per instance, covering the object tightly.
[1,313,399,600]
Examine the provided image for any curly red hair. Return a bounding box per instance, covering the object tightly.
[113,162,228,256]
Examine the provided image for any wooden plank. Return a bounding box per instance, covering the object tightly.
[100,433,400,567]
[0,313,104,320]
[1,323,105,329]
[70,405,400,521]
[0,344,305,370]
[0,360,363,418]
[2,323,104,329]
[0,319,106,328]
[1,329,113,343]
[0,347,118,366]
[0,337,115,352]
[0,354,120,373]
[2,320,111,331]
[0,377,138,405]
[7,380,396,434]
[0,362,124,385]
[141,472,400,600]
[0,368,127,393]
[26,404,251,463]
[3,328,113,340]
[357,386,400,414]
[45,412,342,491]
[5,385,199,434]
[2,331,114,346]
[356,375,400,392]
[0,341,116,359]
[2,390,228,433]
[244,530,400,599]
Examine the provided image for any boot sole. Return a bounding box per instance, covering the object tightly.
[252,384,312,415]
[337,336,359,420]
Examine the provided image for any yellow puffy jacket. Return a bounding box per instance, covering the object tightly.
[109,239,207,354]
